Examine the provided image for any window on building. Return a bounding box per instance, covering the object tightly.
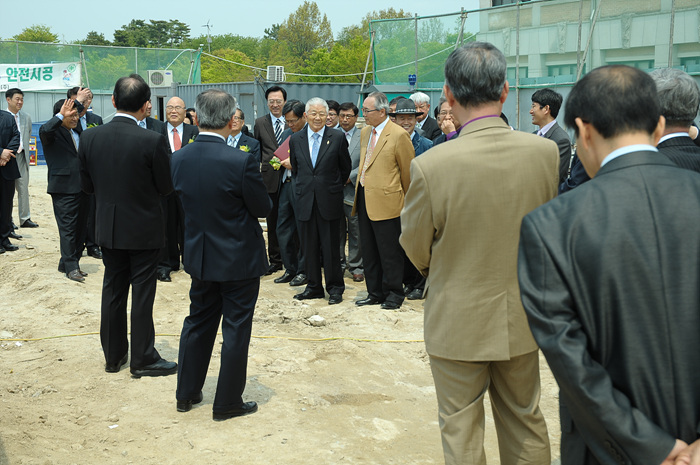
[507,67,528,81]
[607,60,654,70]
[493,0,531,5]
[548,64,580,77]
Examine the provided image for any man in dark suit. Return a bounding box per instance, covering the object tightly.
[0,110,20,254]
[157,96,199,282]
[650,68,700,173]
[518,65,700,464]
[226,108,260,163]
[273,100,307,287]
[410,92,442,140]
[171,89,271,421]
[40,99,89,282]
[289,97,351,304]
[254,85,287,275]
[338,102,363,282]
[69,87,103,260]
[78,74,177,378]
[530,88,572,184]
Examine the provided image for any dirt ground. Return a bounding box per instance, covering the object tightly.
[0,164,561,465]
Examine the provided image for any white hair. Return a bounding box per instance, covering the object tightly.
[305,97,328,112]
[409,92,430,105]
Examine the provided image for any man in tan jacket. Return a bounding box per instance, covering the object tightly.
[353,92,414,310]
[400,42,558,464]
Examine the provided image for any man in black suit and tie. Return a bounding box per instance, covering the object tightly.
[0,110,20,254]
[650,68,700,173]
[78,74,177,378]
[518,65,700,464]
[40,99,90,282]
[289,98,351,304]
[157,96,199,282]
[171,89,271,420]
[254,85,287,275]
[226,108,260,163]
[410,92,442,140]
[530,88,572,185]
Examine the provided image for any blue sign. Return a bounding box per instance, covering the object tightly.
[408,74,417,86]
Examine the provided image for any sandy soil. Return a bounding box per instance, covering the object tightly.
[0,164,561,465]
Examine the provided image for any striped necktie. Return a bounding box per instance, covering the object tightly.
[274,119,282,146]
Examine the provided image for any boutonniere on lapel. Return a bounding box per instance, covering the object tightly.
[239,145,250,153]
[188,135,196,144]
[86,123,98,129]
[269,156,282,170]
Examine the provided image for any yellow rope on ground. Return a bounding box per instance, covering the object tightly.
[0,332,423,343]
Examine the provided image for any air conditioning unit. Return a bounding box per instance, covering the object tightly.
[266,65,285,82]
[147,69,174,87]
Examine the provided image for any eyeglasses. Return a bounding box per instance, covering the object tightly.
[339,114,356,120]
[286,118,300,125]
[166,105,185,111]
[232,116,242,121]
[268,99,284,105]
[416,103,429,110]
[362,108,380,114]
[307,111,327,118]
[438,111,453,116]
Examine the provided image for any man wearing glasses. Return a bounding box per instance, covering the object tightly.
[410,92,442,140]
[227,109,260,163]
[352,92,414,310]
[254,86,287,276]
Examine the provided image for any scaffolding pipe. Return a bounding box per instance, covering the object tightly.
[668,0,676,66]
[576,0,584,79]
[577,0,603,82]
[358,30,375,110]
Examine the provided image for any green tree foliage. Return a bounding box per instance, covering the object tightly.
[200,49,256,83]
[337,8,412,45]
[113,20,190,48]
[277,1,333,61]
[12,24,59,43]
[81,31,111,46]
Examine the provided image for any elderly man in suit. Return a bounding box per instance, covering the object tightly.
[651,68,700,173]
[5,88,37,230]
[530,88,572,184]
[79,74,176,378]
[289,97,351,304]
[226,108,260,163]
[39,99,90,282]
[353,91,414,310]
[400,42,556,465]
[172,89,271,421]
[157,96,199,283]
[254,85,287,275]
[410,92,442,140]
[338,102,363,282]
[519,65,700,465]
[0,110,20,253]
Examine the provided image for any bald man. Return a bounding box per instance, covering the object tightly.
[157,96,198,282]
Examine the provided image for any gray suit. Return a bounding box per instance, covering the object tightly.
[519,150,700,464]
[8,110,33,223]
[539,121,572,185]
[340,127,363,274]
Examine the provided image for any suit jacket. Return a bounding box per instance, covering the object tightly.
[0,111,20,181]
[75,111,104,135]
[145,116,166,133]
[39,116,82,194]
[657,134,700,173]
[419,116,442,141]
[539,121,572,184]
[289,127,351,222]
[411,131,433,156]
[343,128,362,205]
[78,116,173,250]
[171,134,271,281]
[352,119,414,221]
[518,151,700,465]
[234,133,261,164]
[6,110,32,167]
[253,114,282,193]
[400,116,559,361]
[161,122,198,151]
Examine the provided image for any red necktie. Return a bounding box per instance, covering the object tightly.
[173,127,182,151]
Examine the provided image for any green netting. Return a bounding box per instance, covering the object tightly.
[0,40,201,92]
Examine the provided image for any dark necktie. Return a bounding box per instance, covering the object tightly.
[274,119,282,146]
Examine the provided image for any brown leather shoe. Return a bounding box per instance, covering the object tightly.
[66,269,85,282]
[352,273,364,282]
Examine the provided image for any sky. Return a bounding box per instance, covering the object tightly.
[2,1,479,44]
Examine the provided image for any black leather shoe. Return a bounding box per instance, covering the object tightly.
[8,231,22,240]
[2,241,18,251]
[177,391,203,412]
[355,297,382,306]
[381,301,402,310]
[20,219,39,228]
[88,247,102,259]
[213,401,258,421]
[12,222,17,230]
[406,288,424,300]
[131,358,177,378]
[105,354,128,373]
[0,247,4,254]
[265,263,283,276]
[157,270,171,282]
[274,271,294,283]
[66,270,85,282]
[294,289,324,300]
[289,273,308,286]
[79,269,88,277]
[403,285,414,295]
[328,294,343,305]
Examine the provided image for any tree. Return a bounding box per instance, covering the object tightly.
[336,8,412,45]
[113,20,149,47]
[263,24,281,41]
[12,24,59,43]
[112,19,191,48]
[277,1,333,61]
[81,31,111,46]
[200,49,256,83]
[167,20,191,47]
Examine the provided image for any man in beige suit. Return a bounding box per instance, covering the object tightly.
[400,42,558,465]
[352,91,414,310]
